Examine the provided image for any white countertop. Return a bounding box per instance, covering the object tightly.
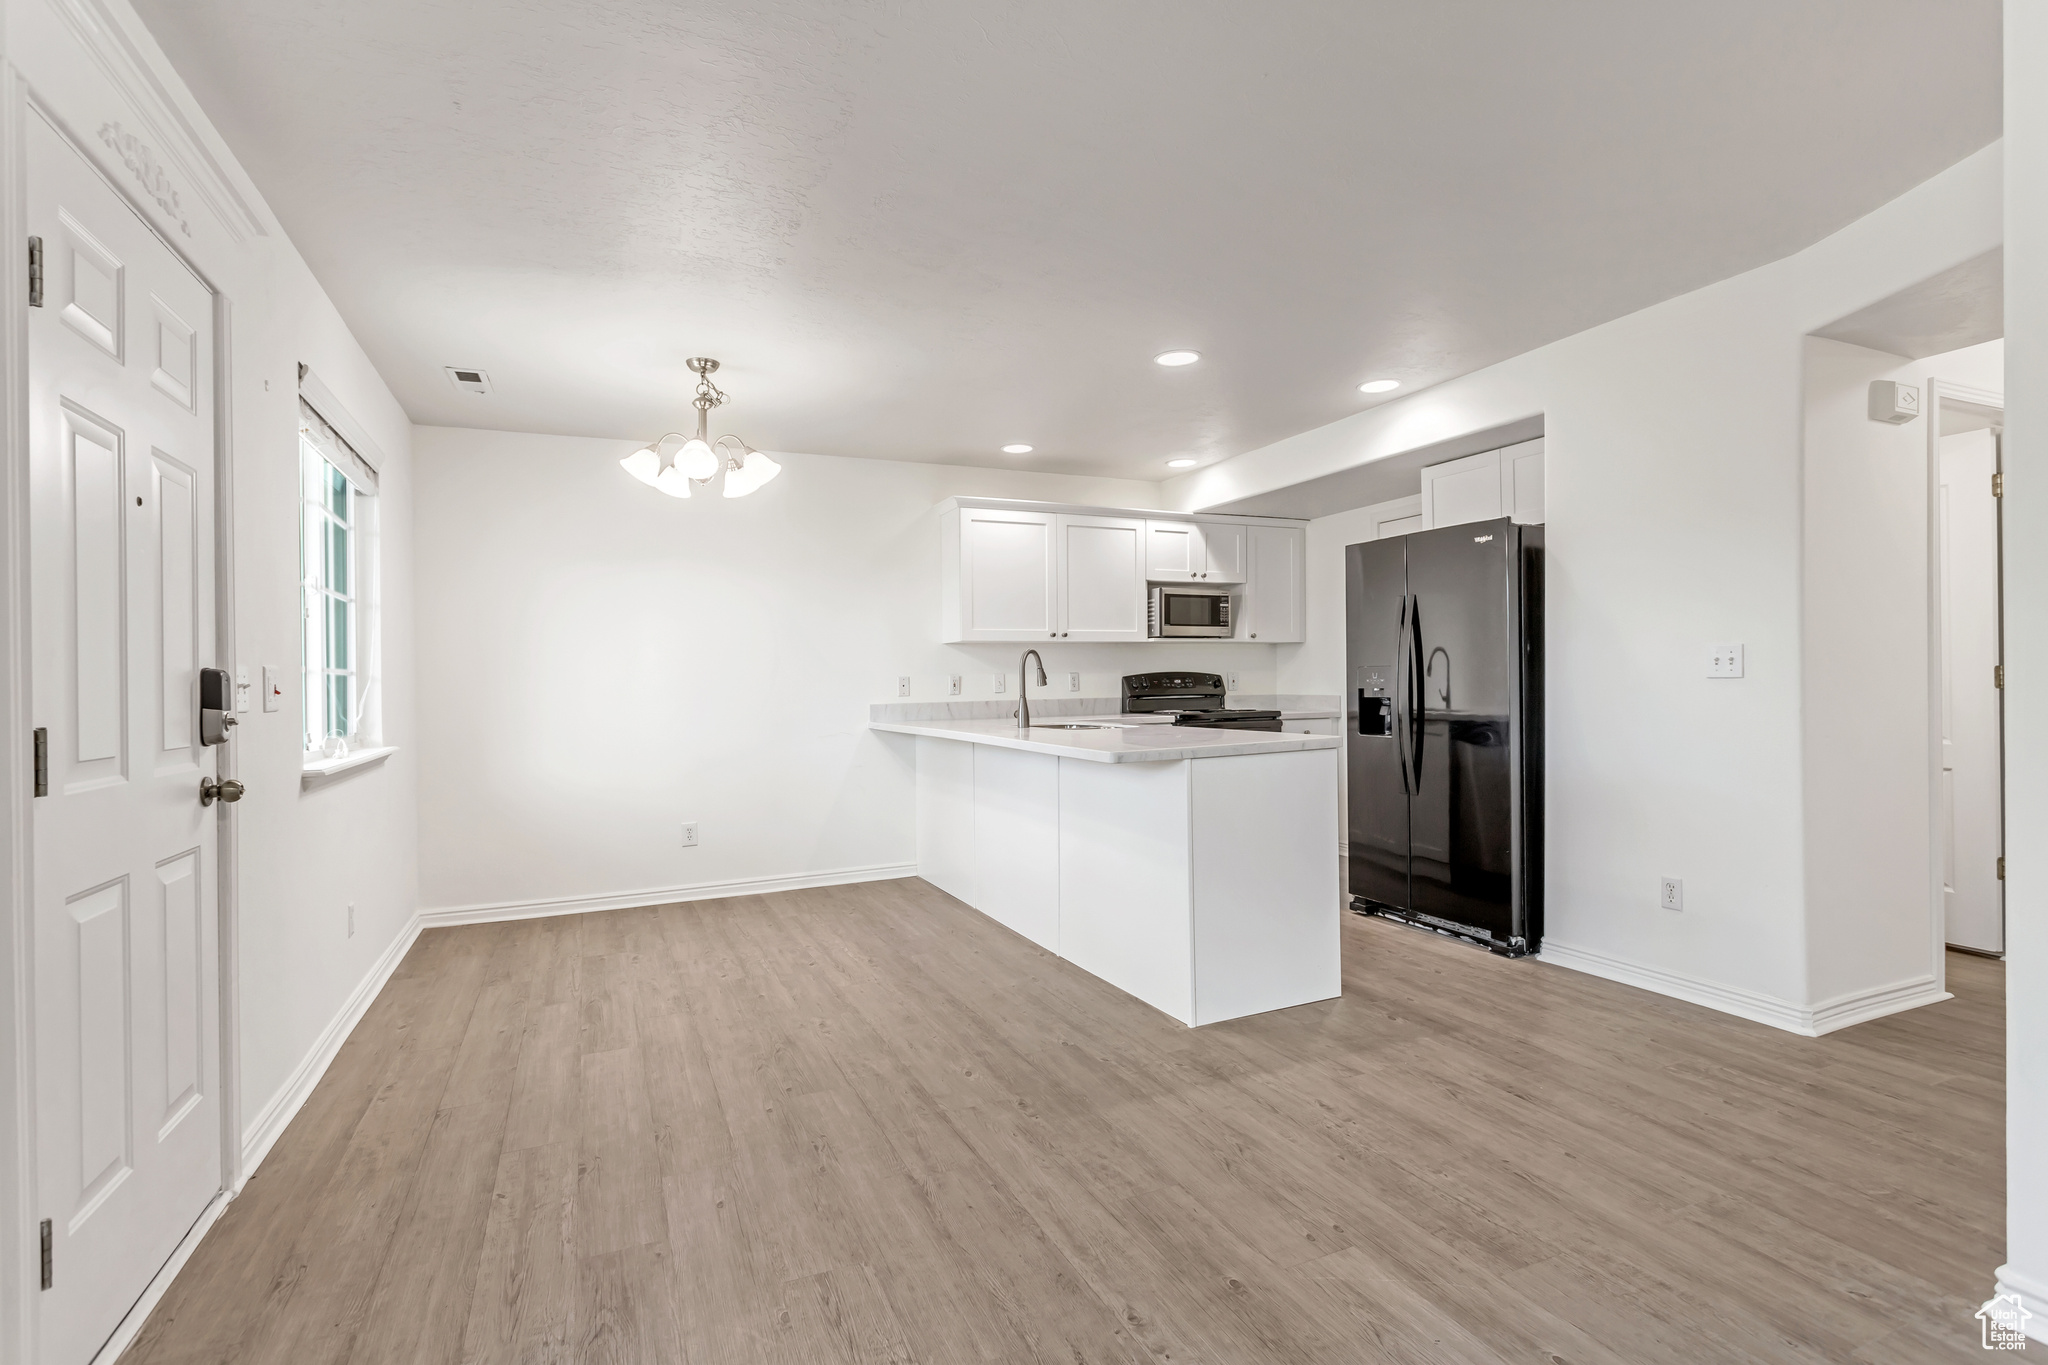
[868,716,1341,763]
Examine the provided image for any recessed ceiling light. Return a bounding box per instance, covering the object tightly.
[1166,458,1199,468]
[1001,444,1033,454]
[1154,350,1201,367]
[1358,378,1401,394]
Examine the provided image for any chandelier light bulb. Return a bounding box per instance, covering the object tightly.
[724,449,782,497]
[652,464,692,498]
[619,446,662,486]
[677,437,720,481]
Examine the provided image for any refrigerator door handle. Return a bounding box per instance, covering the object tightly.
[1394,593,1413,794]
[1407,591,1425,792]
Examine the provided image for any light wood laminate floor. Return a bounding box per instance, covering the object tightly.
[125,879,2002,1363]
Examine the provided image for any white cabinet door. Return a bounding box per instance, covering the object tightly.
[1196,521,1245,582]
[1057,515,1147,642]
[1241,525,1306,642]
[1422,439,1545,529]
[1503,437,1545,523]
[1145,520,1201,581]
[1421,449,1504,528]
[958,506,1057,640]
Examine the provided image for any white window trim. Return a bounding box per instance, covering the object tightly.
[298,366,388,773]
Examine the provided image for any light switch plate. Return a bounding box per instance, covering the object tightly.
[993,674,1005,694]
[949,675,962,696]
[262,664,282,712]
[1707,644,1744,678]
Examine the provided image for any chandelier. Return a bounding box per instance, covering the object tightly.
[620,357,782,498]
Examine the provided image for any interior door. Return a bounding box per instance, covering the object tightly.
[1404,519,1514,940]
[1939,426,2002,953]
[28,112,221,1365]
[1056,514,1146,642]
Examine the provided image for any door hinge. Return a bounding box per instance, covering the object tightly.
[27,236,42,308]
[1992,471,2004,498]
[1998,856,2006,881]
[32,726,47,797]
[39,1218,51,1289]
[1995,665,2005,690]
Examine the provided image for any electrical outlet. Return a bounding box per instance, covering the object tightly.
[993,674,1005,694]
[949,675,962,696]
[1660,877,1683,911]
[897,676,911,697]
[1707,644,1745,679]
[346,902,355,937]
[1068,671,1080,693]
[681,822,699,848]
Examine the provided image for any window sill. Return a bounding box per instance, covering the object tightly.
[301,745,397,791]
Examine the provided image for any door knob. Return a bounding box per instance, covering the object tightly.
[200,777,245,807]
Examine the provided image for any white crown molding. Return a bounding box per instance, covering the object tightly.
[42,0,268,244]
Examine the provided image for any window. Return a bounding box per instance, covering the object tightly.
[298,392,380,759]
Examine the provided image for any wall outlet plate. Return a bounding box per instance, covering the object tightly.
[949,675,962,696]
[1707,644,1744,678]
[1068,671,1080,692]
[681,822,699,848]
[1661,877,1683,911]
[897,676,911,697]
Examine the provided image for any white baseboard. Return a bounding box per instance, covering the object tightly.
[417,862,920,927]
[1994,1264,2048,1343]
[86,1188,230,1365]
[1538,941,1950,1037]
[238,912,422,1180]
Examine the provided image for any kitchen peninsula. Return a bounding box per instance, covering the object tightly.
[869,708,1341,1026]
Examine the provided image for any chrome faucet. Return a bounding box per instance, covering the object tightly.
[1016,649,1049,731]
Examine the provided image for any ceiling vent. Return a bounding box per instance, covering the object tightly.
[444,366,491,395]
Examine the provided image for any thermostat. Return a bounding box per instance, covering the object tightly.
[1868,380,1920,424]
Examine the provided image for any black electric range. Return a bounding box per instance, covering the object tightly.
[1120,672,1284,731]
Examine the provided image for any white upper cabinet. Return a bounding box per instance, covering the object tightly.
[941,500,1303,643]
[1240,524,1306,642]
[1056,515,1147,642]
[1420,437,1545,529]
[1145,519,1245,582]
[950,505,1057,641]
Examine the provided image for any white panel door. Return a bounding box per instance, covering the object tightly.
[1240,525,1305,642]
[28,112,221,1365]
[1940,429,2002,953]
[1056,514,1146,642]
[1195,521,1245,582]
[959,506,1057,641]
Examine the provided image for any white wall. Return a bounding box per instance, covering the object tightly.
[1240,144,2004,1030]
[0,0,419,1235]
[1800,337,2001,1014]
[2001,0,2048,1334]
[412,428,1278,914]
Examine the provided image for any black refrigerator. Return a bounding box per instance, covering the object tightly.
[1346,517,1543,955]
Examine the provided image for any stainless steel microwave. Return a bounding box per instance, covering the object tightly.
[1149,585,1234,638]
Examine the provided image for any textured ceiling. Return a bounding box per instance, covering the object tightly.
[134,0,2000,478]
